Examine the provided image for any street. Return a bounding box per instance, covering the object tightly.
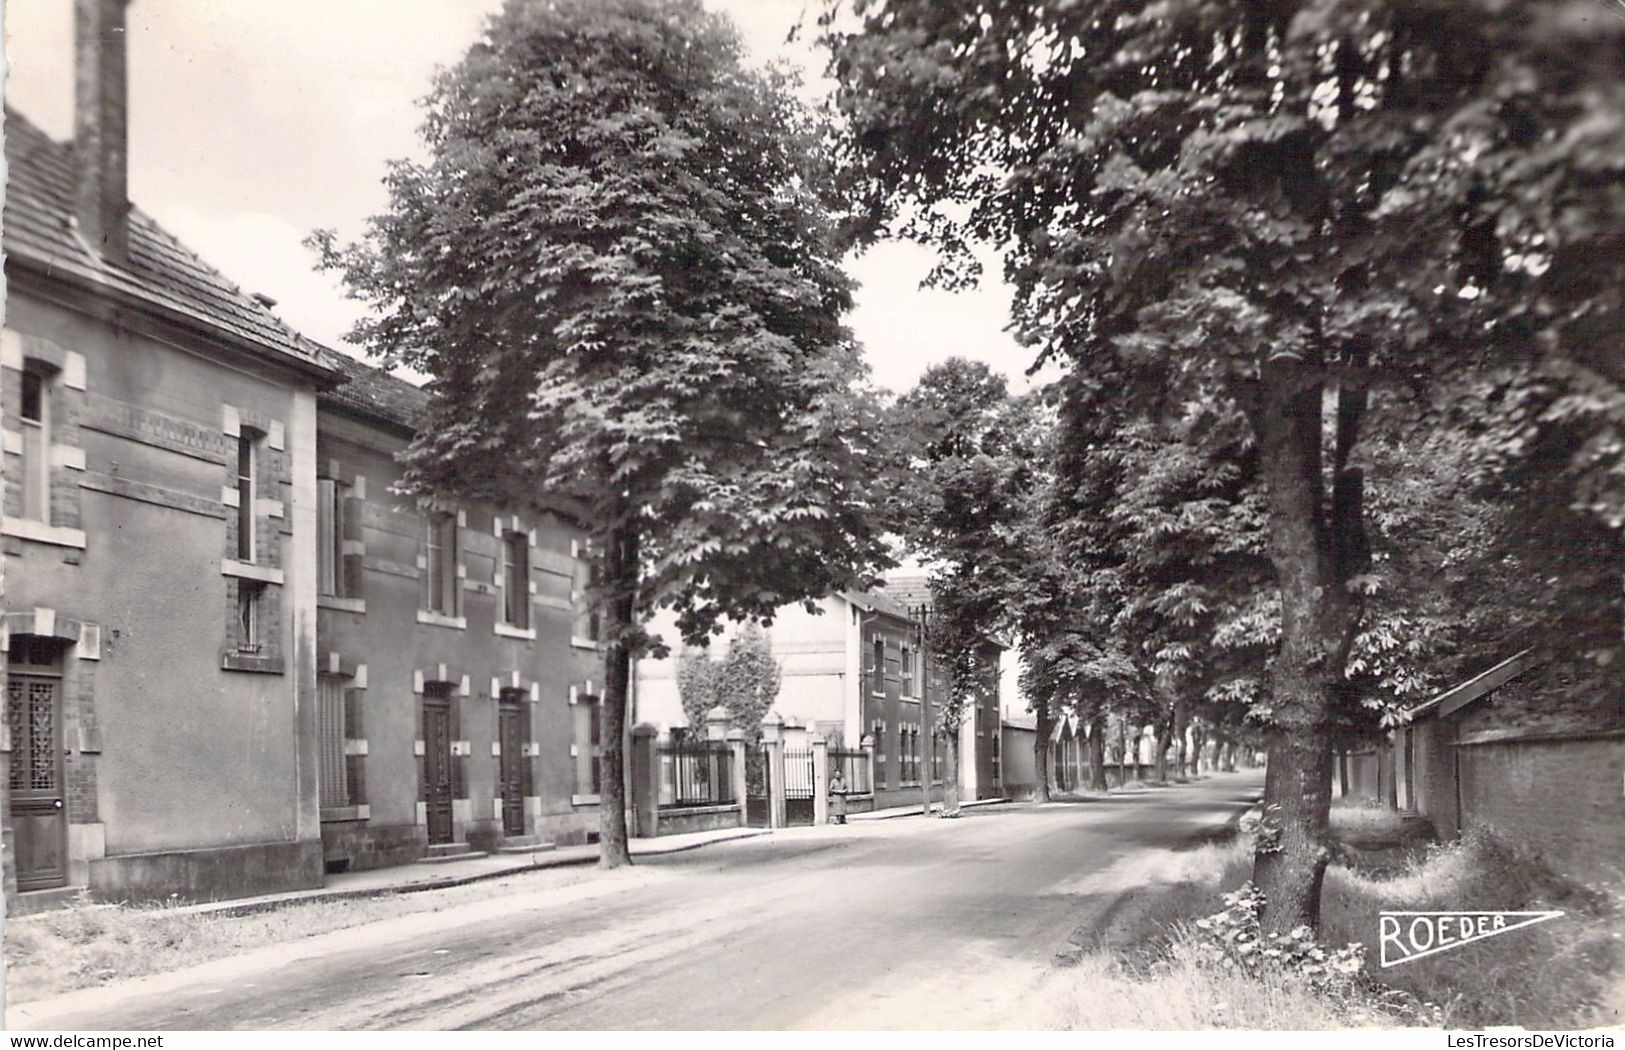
[8,772,1263,1031]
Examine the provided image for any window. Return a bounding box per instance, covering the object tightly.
[502,531,530,629]
[573,697,603,796]
[318,675,351,808]
[901,644,915,698]
[19,365,53,523]
[871,637,885,695]
[317,479,346,597]
[422,513,458,614]
[235,431,260,562]
[237,581,264,653]
[572,559,601,642]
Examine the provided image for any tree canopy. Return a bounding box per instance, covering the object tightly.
[316,0,891,864]
[824,0,1625,928]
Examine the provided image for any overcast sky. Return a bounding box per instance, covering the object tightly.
[3,0,1042,395]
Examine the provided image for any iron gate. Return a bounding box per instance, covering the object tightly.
[744,745,770,827]
[784,747,815,826]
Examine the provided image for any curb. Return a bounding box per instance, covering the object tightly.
[143,828,774,921]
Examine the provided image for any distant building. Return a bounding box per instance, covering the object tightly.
[634,577,1005,808]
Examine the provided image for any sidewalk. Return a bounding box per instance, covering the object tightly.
[157,825,769,920]
[137,798,1010,920]
[847,795,1009,822]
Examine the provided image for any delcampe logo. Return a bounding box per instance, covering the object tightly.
[1379,910,1564,968]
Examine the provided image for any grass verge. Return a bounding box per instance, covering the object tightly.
[1036,818,1623,1029]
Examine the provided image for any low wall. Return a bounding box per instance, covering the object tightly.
[1457,732,1625,888]
[89,839,324,904]
[655,803,742,837]
[320,820,425,874]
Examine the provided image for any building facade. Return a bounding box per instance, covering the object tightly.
[3,91,337,901]
[1,0,609,904]
[634,585,1004,810]
[310,352,606,873]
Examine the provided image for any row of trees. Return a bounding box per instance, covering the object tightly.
[822,0,1623,931]
[316,0,1622,948]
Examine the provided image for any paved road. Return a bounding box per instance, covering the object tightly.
[10,771,1263,1031]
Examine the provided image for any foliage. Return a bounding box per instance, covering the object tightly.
[889,359,1039,732]
[1193,883,1367,991]
[824,0,1625,925]
[314,0,891,657]
[714,623,782,739]
[314,0,892,862]
[676,649,722,734]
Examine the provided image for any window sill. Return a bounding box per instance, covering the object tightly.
[495,622,536,641]
[222,559,284,585]
[416,610,467,630]
[571,793,601,806]
[2,518,87,550]
[321,804,370,823]
[318,595,366,614]
[570,637,599,650]
[222,651,284,674]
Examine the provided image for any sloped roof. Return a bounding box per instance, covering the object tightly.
[3,109,330,377]
[1407,649,1535,722]
[314,343,428,431]
[842,588,915,623]
[881,572,933,614]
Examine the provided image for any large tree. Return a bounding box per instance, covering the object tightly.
[891,359,1041,815]
[317,0,889,866]
[825,0,1624,928]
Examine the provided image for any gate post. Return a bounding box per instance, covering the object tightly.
[861,733,876,799]
[761,713,786,829]
[629,723,659,838]
[811,731,829,825]
[727,728,749,825]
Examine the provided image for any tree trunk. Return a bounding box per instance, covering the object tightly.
[1153,718,1171,782]
[597,516,638,869]
[1174,700,1190,779]
[1088,714,1108,792]
[1222,739,1236,772]
[1250,370,1361,934]
[1032,701,1053,803]
[941,728,961,817]
[1336,747,1350,800]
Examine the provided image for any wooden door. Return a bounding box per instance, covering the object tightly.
[8,673,66,890]
[423,696,454,844]
[498,699,526,836]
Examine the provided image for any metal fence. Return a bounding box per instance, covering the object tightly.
[659,740,737,808]
[828,748,870,795]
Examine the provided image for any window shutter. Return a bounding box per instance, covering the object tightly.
[317,479,336,595]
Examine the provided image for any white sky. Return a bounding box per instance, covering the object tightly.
[2,0,1041,395]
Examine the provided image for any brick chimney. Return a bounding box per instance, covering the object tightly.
[74,0,131,265]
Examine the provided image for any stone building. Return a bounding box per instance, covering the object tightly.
[1,0,608,905]
[310,350,605,872]
[3,0,336,899]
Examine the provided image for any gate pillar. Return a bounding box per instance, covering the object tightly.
[811,732,829,825]
[629,723,659,838]
[761,713,786,829]
[726,728,749,825]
